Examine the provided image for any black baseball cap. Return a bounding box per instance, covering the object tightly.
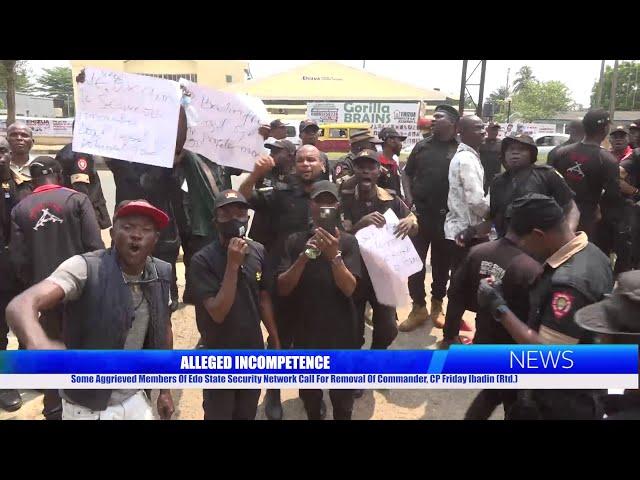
[609,125,628,136]
[506,193,565,235]
[434,104,460,121]
[310,180,339,201]
[501,134,538,162]
[213,189,250,211]
[265,139,296,156]
[299,119,320,132]
[270,119,286,129]
[353,149,380,166]
[29,156,62,178]
[379,127,407,142]
[575,271,640,338]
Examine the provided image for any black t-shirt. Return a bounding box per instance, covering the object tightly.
[404,136,459,215]
[250,177,312,266]
[248,171,291,251]
[479,139,502,194]
[189,239,272,349]
[552,142,623,226]
[446,237,543,344]
[277,231,361,349]
[621,148,640,200]
[489,165,575,237]
[340,187,411,229]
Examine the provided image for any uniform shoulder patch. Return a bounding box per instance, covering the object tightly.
[551,291,574,319]
[77,158,88,171]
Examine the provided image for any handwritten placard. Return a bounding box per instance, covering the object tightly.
[355,209,423,307]
[180,80,269,172]
[72,68,182,168]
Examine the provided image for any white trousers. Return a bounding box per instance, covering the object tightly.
[62,391,154,420]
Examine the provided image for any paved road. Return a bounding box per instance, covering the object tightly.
[1,170,501,420]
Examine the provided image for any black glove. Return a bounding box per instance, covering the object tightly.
[456,225,477,246]
[477,278,507,318]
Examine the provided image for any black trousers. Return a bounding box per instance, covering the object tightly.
[464,389,517,420]
[408,213,451,305]
[40,306,64,420]
[299,389,354,420]
[354,274,397,350]
[203,389,261,420]
[0,290,12,351]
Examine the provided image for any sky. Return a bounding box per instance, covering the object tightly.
[26,60,624,107]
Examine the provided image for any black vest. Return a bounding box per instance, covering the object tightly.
[62,249,172,411]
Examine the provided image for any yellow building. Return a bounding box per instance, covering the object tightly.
[69,60,250,100]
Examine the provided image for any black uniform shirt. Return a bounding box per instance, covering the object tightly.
[340,184,412,231]
[479,138,502,193]
[446,237,543,344]
[489,165,575,237]
[189,239,272,349]
[249,177,312,264]
[404,136,459,215]
[620,148,640,201]
[527,233,613,344]
[55,144,111,229]
[552,142,623,228]
[277,231,361,349]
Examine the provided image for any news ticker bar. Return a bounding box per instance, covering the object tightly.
[0,346,637,390]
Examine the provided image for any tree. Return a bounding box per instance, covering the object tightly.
[513,65,537,93]
[590,61,640,111]
[502,81,574,121]
[0,60,34,124]
[35,66,74,116]
[488,85,509,115]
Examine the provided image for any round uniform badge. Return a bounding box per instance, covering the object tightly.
[551,291,574,319]
[335,165,342,177]
[77,158,88,171]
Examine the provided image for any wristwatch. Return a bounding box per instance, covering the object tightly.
[494,304,510,322]
[331,251,343,265]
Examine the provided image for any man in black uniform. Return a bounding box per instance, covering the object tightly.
[333,131,382,183]
[547,119,584,167]
[6,122,36,203]
[189,190,279,420]
[247,139,296,251]
[442,219,543,419]
[399,104,460,332]
[340,150,418,350]
[299,119,331,181]
[277,180,360,420]
[10,156,104,420]
[478,194,613,420]
[551,109,624,250]
[239,144,326,420]
[55,125,111,230]
[488,135,578,238]
[0,138,22,412]
[479,121,502,193]
[616,145,640,274]
[574,271,640,420]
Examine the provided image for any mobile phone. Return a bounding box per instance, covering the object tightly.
[317,207,339,234]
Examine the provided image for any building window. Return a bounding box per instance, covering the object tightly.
[136,73,197,83]
[226,75,233,83]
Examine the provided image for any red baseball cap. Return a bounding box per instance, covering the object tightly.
[114,200,170,230]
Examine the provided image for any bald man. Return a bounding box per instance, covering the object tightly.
[240,144,328,420]
[6,122,35,202]
[445,115,490,273]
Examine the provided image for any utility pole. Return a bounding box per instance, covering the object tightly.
[475,60,487,117]
[609,60,619,123]
[362,60,366,69]
[596,60,606,108]
[458,60,468,115]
